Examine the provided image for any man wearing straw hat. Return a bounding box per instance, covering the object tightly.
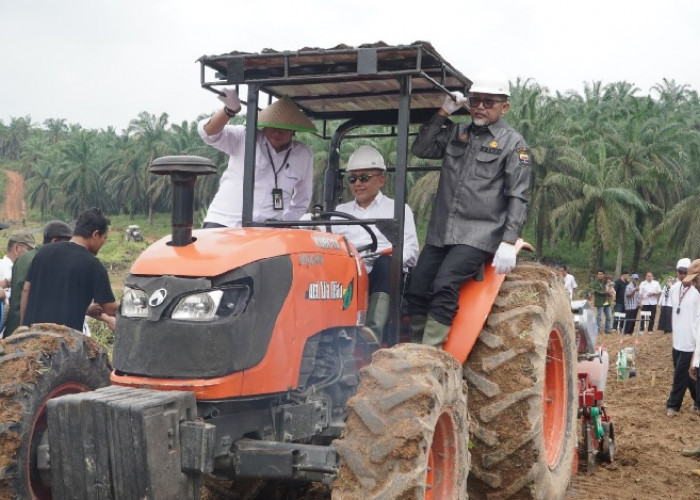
[680,259,700,455]
[198,89,316,228]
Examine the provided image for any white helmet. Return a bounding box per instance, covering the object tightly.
[469,69,510,97]
[346,145,386,171]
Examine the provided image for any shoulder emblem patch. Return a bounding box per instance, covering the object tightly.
[516,147,532,167]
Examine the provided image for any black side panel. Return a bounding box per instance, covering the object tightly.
[113,256,293,378]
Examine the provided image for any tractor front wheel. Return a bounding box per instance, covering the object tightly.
[0,326,112,499]
[333,343,469,499]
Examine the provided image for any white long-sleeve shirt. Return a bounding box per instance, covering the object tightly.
[198,122,313,227]
[639,279,662,306]
[332,192,419,273]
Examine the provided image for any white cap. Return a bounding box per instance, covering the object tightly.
[346,145,386,172]
[677,258,691,271]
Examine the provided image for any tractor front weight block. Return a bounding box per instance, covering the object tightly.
[46,386,215,500]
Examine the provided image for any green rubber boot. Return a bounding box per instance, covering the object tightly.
[421,315,452,349]
[365,292,390,344]
[409,315,427,343]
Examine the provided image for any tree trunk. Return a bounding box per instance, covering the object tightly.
[589,209,604,277]
[631,213,643,270]
[615,225,626,276]
[535,186,548,257]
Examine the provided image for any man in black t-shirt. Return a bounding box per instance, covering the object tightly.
[613,270,630,331]
[20,208,118,332]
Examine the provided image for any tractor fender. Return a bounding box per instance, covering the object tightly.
[444,239,534,364]
[579,349,610,394]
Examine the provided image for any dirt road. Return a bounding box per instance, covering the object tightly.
[567,329,700,499]
[2,170,25,222]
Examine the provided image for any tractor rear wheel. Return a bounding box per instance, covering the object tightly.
[464,262,577,499]
[0,325,112,500]
[333,343,469,499]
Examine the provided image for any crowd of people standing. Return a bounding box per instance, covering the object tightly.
[561,258,700,456]
[564,265,686,337]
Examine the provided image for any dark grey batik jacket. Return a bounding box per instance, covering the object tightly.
[411,113,532,254]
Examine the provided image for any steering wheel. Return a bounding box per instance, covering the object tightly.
[313,210,378,253]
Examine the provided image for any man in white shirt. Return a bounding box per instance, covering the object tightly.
[680,260,700,455]
[560,265,577,299]
[331,146,419,344]
[198,89,315,228]
[667,259,700,417]
[639,271,662,333]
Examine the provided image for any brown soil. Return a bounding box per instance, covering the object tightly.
[566,330,700,499]
[2,170,25,223]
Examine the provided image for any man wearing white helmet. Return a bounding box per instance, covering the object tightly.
[407,70,532,347]
[331,145,419,344]
[666,257,700,417]
[198,89,316,227]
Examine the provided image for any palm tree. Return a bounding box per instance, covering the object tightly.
[651,78,693,111]
[128,112,170,223]
[43,118,68,143]
[61,130,104,216]
[548,140,649,276]
[649,186,700,259]
[18,135,53,178]
[0,116,33,160]
[24,160,58,220]
[100,132,146,217]
[508,79,571,256]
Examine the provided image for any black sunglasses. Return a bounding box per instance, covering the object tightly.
[348,173,381,184]
[467,96,507,109]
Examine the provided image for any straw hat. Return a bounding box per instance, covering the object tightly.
[683,259,700,285]
[258,96,316,133]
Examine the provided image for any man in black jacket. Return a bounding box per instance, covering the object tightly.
[613,270,630,331]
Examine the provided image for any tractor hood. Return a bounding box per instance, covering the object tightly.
[130,227,353,277]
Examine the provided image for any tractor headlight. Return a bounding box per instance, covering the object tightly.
[172,290,223,321]
[121,287,148,318]
[171,285,251,321]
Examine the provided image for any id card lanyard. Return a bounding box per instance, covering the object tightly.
[677,284,690,314]
[265,144,292,211]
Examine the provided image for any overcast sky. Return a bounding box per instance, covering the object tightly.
[2,0,698,131]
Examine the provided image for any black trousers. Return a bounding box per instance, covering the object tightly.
[406,243,492,325]
[624,308,638,334]
[641,304,657,332]
[666,349,696,411]
[657,305,673,333]
[613,303,625,330]
[368,254,391,294]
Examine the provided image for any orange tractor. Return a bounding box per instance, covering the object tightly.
[0,42,605,499]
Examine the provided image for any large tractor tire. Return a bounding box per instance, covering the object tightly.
[0,325,112,500]
[333,343,469,500]
[464,262,577,500]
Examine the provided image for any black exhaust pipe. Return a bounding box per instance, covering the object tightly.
[149,156,217,246]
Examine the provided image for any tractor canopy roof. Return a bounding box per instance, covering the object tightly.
[198,41,472,126]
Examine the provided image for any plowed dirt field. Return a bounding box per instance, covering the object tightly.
[566,328,700,499]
